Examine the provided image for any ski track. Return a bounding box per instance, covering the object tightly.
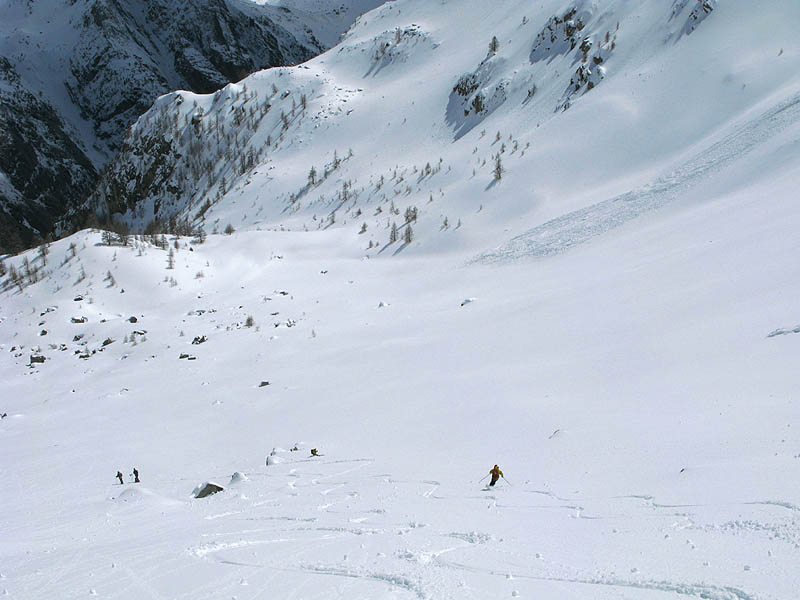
[766,325,800,338]
[5,454,796,599]
[473,92,800,263]
[303,564,427,599]
[436,557,759,600]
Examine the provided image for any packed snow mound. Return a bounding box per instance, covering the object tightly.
[229,471,249,485]
[114,487,185,508]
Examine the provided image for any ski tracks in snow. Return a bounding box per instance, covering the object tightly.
[18,451,793,599]
[474,91,800,263]
[172,452,797,600]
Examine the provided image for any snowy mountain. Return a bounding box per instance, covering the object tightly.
[0,0,378,253]
[76,0,796,260]
[2,1,800,599]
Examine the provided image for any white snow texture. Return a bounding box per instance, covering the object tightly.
[1,1,800,599]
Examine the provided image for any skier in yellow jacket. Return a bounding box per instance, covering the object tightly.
[489,464,504,487]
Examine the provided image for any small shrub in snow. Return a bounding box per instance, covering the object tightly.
[494,155,503,181]
[245,315,255,328]
[224,224,235,235]
[403,224,413,244]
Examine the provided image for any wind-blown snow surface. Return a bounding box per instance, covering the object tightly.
[2,0,800,599]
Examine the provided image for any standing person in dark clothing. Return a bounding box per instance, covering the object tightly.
[132,468,140,483]
[116,471,124,485]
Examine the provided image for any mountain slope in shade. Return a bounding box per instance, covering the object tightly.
[0,0,374,252]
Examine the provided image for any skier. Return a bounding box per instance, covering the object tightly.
[488,464,504,487]
[310,448,320,457]
[116,471,124,485]
[132,467,140,483]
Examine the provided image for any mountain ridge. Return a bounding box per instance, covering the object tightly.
[0,0,380,253]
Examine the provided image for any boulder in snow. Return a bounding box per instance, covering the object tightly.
[192,482,224,498]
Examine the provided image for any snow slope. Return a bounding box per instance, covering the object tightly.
[2,1,800,599]
[80,0,800,259]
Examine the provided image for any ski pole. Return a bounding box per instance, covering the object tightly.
[503,477,513,486]
[478,474,490,483]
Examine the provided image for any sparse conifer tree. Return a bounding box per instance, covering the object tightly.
[403,224,413,244]
[494,154,503,181]
[489,36,499,53]
[38,243,49,265]
[167,248,175,269]
[389,222,399,243]
[308,166,317,185]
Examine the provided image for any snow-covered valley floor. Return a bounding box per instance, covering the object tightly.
[2,177,799,598]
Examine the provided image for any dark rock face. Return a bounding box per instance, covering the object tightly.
[0,0,322,252]
[0,58,97,253]
[67,0,319,150]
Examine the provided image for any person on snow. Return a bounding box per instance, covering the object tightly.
[116,471,124,485]
[489,464,504,487]
[310,448,320,457]
[132,468,140,483]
